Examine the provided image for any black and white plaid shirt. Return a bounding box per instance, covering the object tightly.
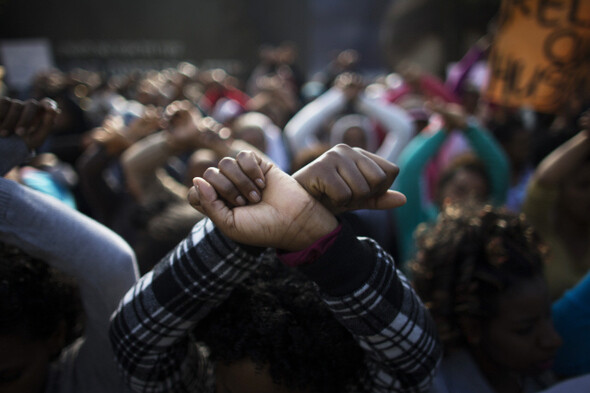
[109,218,441,393]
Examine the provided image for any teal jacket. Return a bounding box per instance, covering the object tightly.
[394,124,510,268]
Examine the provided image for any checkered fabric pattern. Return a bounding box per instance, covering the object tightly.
[109,218,441,393]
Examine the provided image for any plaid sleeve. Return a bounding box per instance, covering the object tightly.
[300,223,442,393]
[109,218,266,393]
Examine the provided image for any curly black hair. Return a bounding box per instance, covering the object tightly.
[192,259,366,393]
[0,241,84,353]
[410,204,546,353]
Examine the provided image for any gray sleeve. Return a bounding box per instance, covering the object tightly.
[0,177,139,390]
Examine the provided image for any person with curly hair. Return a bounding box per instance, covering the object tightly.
[109,145,442,393]
[0,244,83,391]
[410,204,563,393]
[0,97,139,393]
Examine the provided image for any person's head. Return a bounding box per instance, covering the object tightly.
[232,112,270,153]
[435,153,490,208]
[411,205,562,377]
[329,114,375,151]
[184,148,220,187]
[0,242,82,393]
[192,261,366,393]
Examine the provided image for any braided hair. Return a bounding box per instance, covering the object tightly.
[410,204,547,352]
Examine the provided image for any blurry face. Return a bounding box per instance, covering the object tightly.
[477,276,562,375]
[560,162,590,223]
[342,127,367,150]
[438,168,488,207]
[215,360,310,393]
[0,334,51,393]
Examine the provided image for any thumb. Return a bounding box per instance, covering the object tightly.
[372,190,407,210]
[193,177,233,224]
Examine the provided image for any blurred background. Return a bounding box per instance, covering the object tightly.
[0,0,500,95]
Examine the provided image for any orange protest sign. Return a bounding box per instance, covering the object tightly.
[486,0,590,114]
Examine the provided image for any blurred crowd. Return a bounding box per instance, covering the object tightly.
[1,31,590,393]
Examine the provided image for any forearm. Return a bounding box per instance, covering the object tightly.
[285,87,347,152]
[534,130,590,187]
[300,224,441,392]
[419,74,460,104]
[394,130,447,262]
[355,95,415,162]
[76,144,121,223]
[464,124,510,205]
[109,218,268,392]
[122,131,176,200]
[445,45,487,96]
[0,176,138,343]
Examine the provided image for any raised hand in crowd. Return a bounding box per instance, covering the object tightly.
[333,71,365,102]
[189,144,406,249]
[0,95,139,393]
[0,96,59,149]
[426,98,468,131]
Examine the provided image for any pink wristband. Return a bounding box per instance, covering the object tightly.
[278,225,342,267]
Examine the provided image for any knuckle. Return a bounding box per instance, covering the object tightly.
[202,167,219,181]
[333,189,353,206]
[217,157,236,171]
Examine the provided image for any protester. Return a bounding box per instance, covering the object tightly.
[522,110,590,300]
[411,203,563,393]
[0,97,139,393]
[285,72,414,165]
[393,100,510,266]
[110,144,441,393]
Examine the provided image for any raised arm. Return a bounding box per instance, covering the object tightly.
[462,123,510,206]
[284,80,348,152]
[194,148,440,392]
[0,97,139,391]
[355,94,415,163]
[532,112,590,188]
[394,129,448,263]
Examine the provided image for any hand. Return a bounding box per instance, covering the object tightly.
[426,99,468,131]
[126,105,162,140]
[334,72,364,101]
[334,49,359,70]
[0,97,59,150]
[293,144,406,214]
[397,61,422,90]
[188,150,338,251]
[163,100,204,150]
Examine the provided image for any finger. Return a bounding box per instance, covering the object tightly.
[332,157,372,202]
[318,173,354,207]
[15,99,40,136]
[0,99,24,135]
[369,190,407,210]
[187,184,206,215]
[236,150,266,189]
[192,177,234,225]
[356,149,399,193]
[203,166,248,207]
[218,156,262,204]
